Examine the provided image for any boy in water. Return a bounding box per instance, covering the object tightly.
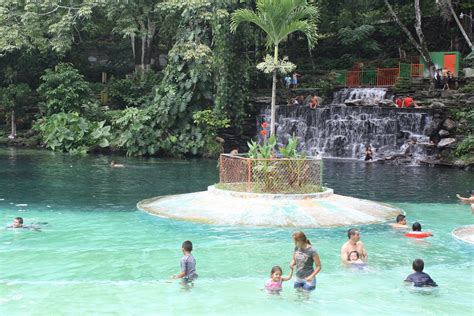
[405,259,437,287]
[9,217,23,228]
[173,240,197,283]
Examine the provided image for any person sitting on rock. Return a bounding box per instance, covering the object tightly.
[402,96,414,108]
[395,97,403,108]
[309,95,319,109]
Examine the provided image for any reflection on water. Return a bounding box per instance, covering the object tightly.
[0,148,473,315]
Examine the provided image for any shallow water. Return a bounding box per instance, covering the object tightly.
[0,148,473,315]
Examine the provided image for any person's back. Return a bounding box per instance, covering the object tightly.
[405,271,437,287]
[403,97,413,107]
[405,259,437,287]
[181,253,197,281]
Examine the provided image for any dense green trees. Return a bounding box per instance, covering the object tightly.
[0,0,472,157]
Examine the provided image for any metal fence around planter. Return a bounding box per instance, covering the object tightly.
[218,154,323,194]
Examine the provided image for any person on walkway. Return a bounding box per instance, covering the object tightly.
[284,75,292,89]
[341,228,368,264]
[405,259,437,287]
[292,72,300,89]
[434,69,443,89]
[290,231,321,292]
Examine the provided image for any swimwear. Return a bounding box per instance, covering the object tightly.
[265,279,282,292]
[294,277,316,291]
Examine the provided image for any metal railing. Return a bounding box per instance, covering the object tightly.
[218,154,323,194]
[334,63,425,87]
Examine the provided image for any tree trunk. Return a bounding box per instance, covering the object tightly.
[270,45,278,136]
[414,0,434,75]
[384,0,434,75]
[446,0,473,50]
[9,110,16,139]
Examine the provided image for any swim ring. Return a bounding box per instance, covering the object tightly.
[405,232,432,238]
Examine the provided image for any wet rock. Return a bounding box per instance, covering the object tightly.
[344,99,363,106]
[467,96,474,105]
[437,138,456,148]
[453,160,466,168]
[463,68,474,78]
[438,129,450,137]
[430,101,445,108]
[442,118,457,131]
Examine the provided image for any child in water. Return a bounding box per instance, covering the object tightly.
[410,222,433,237]
[172,240,197,283]
[348,251,367,270]
[265,265,293,293]
[405,259,437,287]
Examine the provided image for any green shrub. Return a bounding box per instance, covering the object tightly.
[34,112,111,154]
[108,71,162,109]
[454,135,474,158]
[459,81,474,93]
[37,63,93,115]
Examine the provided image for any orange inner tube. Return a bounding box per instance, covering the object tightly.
[405,232,432,238]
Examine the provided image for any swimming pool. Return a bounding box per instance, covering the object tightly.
[1,148,473,315]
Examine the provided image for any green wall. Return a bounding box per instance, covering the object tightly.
[419,51,460,77]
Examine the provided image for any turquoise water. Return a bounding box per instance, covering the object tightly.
[0,148,473,315]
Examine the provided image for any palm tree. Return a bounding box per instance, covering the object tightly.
[231,0,319,136]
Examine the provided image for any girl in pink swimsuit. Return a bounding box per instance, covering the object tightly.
[265,265,293,293]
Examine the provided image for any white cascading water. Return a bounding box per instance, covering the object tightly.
[262,88,436,160]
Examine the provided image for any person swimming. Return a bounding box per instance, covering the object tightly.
[110,160,125,168]
[392,214,408,229]
[8,217,23,228]
[404,259,437,287]
[405,222,433,238]
[456,190,474,213]
[264,265,293,293]
[6,217,41,231]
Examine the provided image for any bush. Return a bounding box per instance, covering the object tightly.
[34,112,111,154]
[37,63,92,115]
[108,71,162,109]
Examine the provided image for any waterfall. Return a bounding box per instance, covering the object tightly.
[332,88,390,106]
[261,88,436,160]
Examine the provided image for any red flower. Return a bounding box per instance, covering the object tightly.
[261,121,268,129]
[260,130,267,136]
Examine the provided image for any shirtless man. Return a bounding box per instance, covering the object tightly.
[456,191,474,213]
[391,214,408,229]
[9,217,23,228]
[341,228,368,264]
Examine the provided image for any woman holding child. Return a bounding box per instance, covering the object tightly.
[290,231,322,292]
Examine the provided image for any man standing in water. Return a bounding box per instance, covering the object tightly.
[341,228,368,264]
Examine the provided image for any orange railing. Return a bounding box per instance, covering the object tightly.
[377,68,400,86]
[410,63,424,78]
